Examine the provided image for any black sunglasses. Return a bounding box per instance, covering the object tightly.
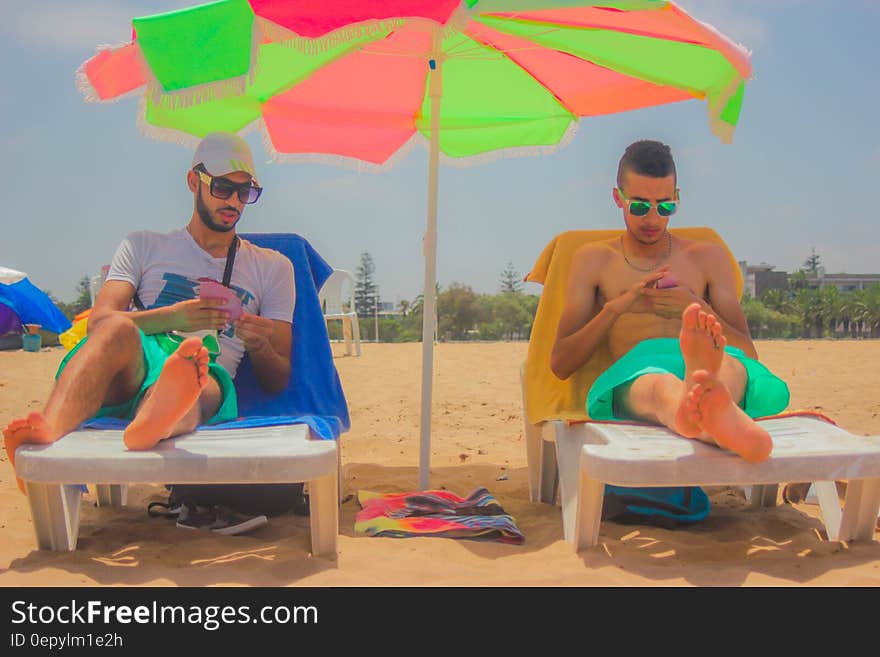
[195,167,263,205]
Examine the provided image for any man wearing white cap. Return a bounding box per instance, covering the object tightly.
[4,133,295,525]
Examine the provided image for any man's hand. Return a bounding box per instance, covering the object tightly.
[642,284,701,319]
[167,298,231,332]
[233,312,276,354]
[605,266,671,316]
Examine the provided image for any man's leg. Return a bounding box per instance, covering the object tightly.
[123,337,222,450]
[3,315,147,491]
[616,303,772,463]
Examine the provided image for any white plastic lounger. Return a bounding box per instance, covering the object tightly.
[15,424,339,557]
[525,414,880,551]
[521,229,880,551]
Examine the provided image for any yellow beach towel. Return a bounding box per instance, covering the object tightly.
[523,228,743,425]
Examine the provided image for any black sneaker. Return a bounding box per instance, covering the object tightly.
[147,501,184,518]
[175,502,268,536]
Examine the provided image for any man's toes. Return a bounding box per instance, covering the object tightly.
[682,303,700,328]
[197,363,210,388]
[175,337,204,360]
[692,369,712,386]
[5,418,29,434]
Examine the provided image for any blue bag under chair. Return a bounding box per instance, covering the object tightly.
[601,485,710,529]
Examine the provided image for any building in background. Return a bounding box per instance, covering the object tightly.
[805,269,880,292]
[738,261,788,298]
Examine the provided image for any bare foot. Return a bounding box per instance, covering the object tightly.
[123,337,210,450]
[689,370,772,463]
[673,303,727,437]
[3,412,60,494]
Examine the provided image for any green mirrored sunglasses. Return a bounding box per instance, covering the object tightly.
[617,187,679,217]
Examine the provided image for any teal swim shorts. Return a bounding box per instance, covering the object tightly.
[57,330,238,425]
[587,337,790,421]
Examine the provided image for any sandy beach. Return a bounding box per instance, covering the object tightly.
[1,340,878,587]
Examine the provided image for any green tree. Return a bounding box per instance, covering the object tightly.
[49,275,92,320]
[759,287,791,314]
[788,270,809,293]
[354,252,379,318]
[801,247,822,274]
[499,261,523,294]
[437,283,479,340]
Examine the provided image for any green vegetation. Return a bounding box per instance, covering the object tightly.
[745,283,880,339]
[43,262,880,344]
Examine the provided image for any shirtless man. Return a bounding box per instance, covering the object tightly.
[551,140,789,463]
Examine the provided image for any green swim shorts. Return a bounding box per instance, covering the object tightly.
[587,337,790,421]
[57,330,238,425]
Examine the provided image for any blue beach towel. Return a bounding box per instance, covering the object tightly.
[84,233,349,441]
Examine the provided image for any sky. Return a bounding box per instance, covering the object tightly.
[1,0,878,307]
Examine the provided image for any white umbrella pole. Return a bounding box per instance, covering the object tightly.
[419,27,443,491]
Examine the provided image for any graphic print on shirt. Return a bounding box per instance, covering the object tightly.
[147,273,255,337]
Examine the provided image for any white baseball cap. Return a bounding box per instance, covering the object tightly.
[192,132,257,180]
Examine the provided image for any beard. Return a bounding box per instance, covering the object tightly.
[196,187,239,233]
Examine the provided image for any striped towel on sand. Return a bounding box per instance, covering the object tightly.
[355,488,525,545]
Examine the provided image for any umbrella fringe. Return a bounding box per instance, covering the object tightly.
[255,16,404,54]
[258,120,579,172]
[254,12,469,54]
[706,74,744,145]
[135,96,202,149]
[438,121,580,168]
[147,77,249,110]
[259,123,421,173]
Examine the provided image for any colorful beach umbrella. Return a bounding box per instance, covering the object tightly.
[78,0,752,488]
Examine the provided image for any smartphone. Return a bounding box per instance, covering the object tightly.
[198,278,243,321]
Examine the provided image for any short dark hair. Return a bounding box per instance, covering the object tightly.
[616,140,676,189]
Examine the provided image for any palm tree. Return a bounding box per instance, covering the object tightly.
[759,287,791,314]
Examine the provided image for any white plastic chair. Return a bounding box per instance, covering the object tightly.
[319,269,361,357]
[88,275,103,307]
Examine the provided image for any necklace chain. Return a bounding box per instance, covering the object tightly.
[620,232,672,272]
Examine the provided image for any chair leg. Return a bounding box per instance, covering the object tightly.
[574,475,605,551]
[25,482,83,551]
[524,420,543,503]
[552,422,588,543]
[351,316,362,357]
[308,471,339,558]
[95,484,128,507]
[838,478,880,542]
[520,363,556,504]
[540,439,558,505]
[342,318,352,356]
[812,481,842,541]
[337,439,344,503]
[747,484,779,508]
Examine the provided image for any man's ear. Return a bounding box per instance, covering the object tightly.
[187,169,199,193]
[612,187,624,209]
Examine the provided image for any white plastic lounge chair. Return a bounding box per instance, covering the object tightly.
[16,425,339,556]
[522,229,880,551]
[13,233,349,557]
[319,269,361,357]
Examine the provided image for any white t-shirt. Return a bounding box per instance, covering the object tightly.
[106,229,295,378]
